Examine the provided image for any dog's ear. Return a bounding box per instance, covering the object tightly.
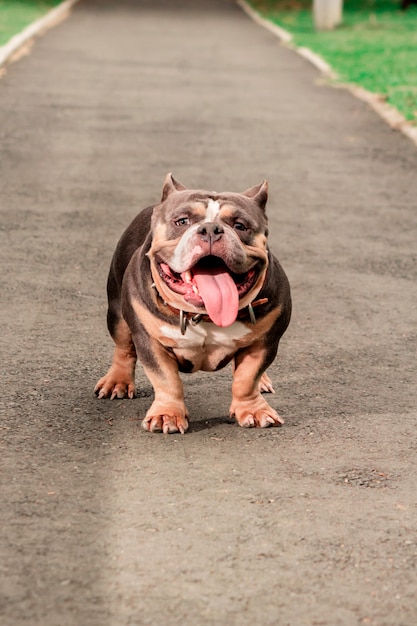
[161,173,187,201]
[242,180,268,211]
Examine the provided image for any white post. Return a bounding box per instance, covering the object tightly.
[313,0,343,30]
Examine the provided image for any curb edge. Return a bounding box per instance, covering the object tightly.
[236,0,293,43]
[0,0,80,68]
[236,0,417,148]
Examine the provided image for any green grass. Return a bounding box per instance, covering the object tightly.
[249,0,417,123]
[0,0,61,46]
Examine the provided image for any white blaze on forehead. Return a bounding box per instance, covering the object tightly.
[205,199,221,222]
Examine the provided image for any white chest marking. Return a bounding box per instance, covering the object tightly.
[205,199,221,222]
[159,320,250,349]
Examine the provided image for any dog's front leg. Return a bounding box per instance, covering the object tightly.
[230,343,284,429]
[137,338,189,434]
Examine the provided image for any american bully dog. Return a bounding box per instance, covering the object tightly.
[95,174,291,433]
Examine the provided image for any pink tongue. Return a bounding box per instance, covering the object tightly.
[192,266,239,327]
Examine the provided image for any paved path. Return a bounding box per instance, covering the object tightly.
[1,1,417,625]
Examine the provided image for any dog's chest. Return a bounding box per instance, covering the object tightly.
[159,320,251,372]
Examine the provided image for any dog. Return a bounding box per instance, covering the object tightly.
[95,174,292,433]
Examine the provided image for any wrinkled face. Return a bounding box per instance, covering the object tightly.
[147,175,270,327]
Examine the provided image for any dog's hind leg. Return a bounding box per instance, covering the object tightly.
[258,371,275,394]
[94,316,137,399]
[232,362,274,394]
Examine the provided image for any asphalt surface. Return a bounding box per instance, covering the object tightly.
[1,1,417,625]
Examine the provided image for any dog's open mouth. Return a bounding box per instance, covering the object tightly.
[157,256,260,327]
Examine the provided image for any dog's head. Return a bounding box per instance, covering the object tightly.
[147,173,270,327]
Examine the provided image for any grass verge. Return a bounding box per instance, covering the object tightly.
[249,0,417,124]
[0,0,61,46]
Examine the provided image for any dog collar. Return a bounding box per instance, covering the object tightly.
[178,299,268,335]
[151,283,268,335]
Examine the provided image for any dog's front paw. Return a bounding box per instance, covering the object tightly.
[142,403,189,434]
[230,397,284,429]
[94,367,135,400]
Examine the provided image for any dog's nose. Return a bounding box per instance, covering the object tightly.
[197,222,224,243]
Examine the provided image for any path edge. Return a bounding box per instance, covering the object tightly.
[236,0,417,148]
[0,0,80,68]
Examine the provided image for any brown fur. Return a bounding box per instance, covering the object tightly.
[95,174,291,433]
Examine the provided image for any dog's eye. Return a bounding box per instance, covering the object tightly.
[175,217,190,227]
[234,221,247,232]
